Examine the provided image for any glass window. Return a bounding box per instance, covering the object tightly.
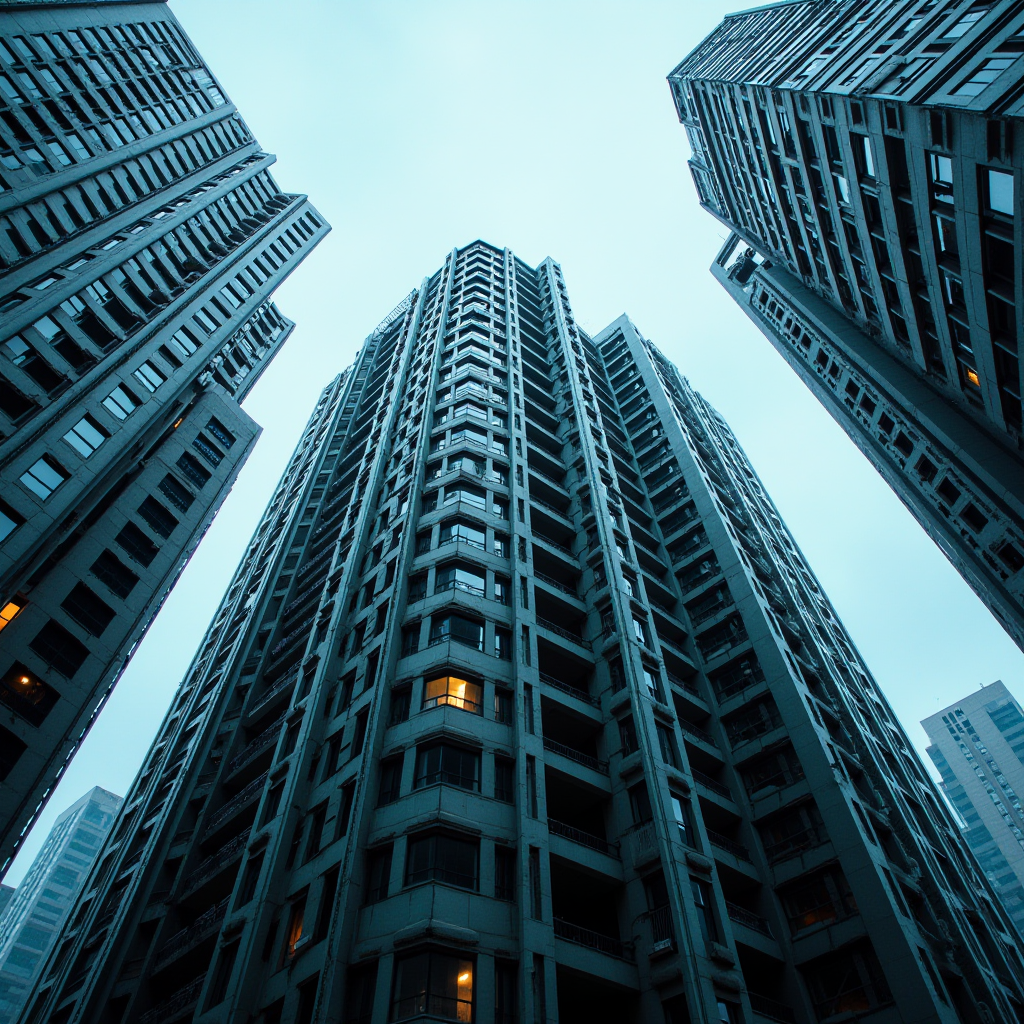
[365,845,393,904]
[20,456,68,499]
[444,484,486,508]
[62,415,107,458]
[439,520,485,549]
[102,384,138,419]
[0,501,24,543]
[671,795,695,848]
[954,56,1014,96]
[132,359,165,392]
[435,563,485,596]
[414,743,480,790]
[987,168,1014,216]
[390,950,474,1022]
[423,675,483,714]
[429,614,483,650]
[691,878,718,946]
[632,617,647,644]
[404,835,479,890]
[0,661,60,726]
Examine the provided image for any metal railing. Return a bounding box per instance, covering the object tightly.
[553,919,632,960]
[181,831,251,895]
[202,774,268,837]
[548,818,617,856]
[707,829,752,862]
[692,770,731,799]
[534,571,577,597]
[529,494,571,519]
[533,533,575,558]
[726,902,773,937]
[154,900,229,967]
[646,905,675,946]
[247,675,297,721]
[227,719,283,774]
[538,671,595,706]
[542,737,606,774]
[137,976,205,1024]
[536,616,590,648]
[748,994,797,1024]
[679,719,718,747]
[626,820,658,865]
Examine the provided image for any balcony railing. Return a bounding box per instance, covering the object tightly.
[553,919,632,961]
[679,719,718,747]
[692,769,731,799]
[534,571,577,597]
[530,494,571,520]
[646,905,676,946]
[726,901,773,937]
[748,994,797,1024]
[247,674,297,721]
[154,900,229,968]
[548,818,616,856]
[538,671,595,706]
[138,976,205,1024]
[626,820,658,866]
[706,829,752,862]
[533,533,575,558]
[180,831,251,895]
[542,737,607,774]
[763,827,822,864]
[536,616,590,649]
[227,719,283,774]
[202,774,268,837]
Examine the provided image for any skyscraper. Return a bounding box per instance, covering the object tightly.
[0,1,328,873]
[924,680,1024,937]
[20,241,1024,1024]
[0,787,120,1024]
[668,1,1024,653]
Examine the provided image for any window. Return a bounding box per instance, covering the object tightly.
[192,432,224,466]
[494,687,513,724]
[176,452,211,488]
[206,941,239,1009]
[29,620,88,677]
[803,941,892,1017]
[423,674,482,714]
[954,57,1015,96]
[690,878,718,946]
[137,495,178,538]
[493,532,509,558]
[405,834,479,890]
[985,168,1014,216]
[115,522,159,566]
[389,685,411,725]
[929,152,954,203]
[390,950,474,1022]
[780,867,857,934]
[282,892,307,962]
[434,563,484,596]
[89,550,138,598]
[494,627,512,660]
[493,575,510,605]
[206,416,236,448]
[0,725,26,780]
[0,500,25,543]
[62,415,107,457]
[494,756,515,802]
[344,962,378,1024]
[632,617,648,645]
[629,781,653,824]
[495,846,516,901]
[132,360,165,392]
[429,614,483,651]
[671,795,695,848]
[439,519,485,549]
[495,960,517,1024]
[414,743,480,791]
[657,724,680,769]
[642,665,661,701]
[365,845,393,904]
[0,597,25,634]
[0,661,60,726]
[378,755,403,806]
[158,474,194,512]
[61,583,115,637]
[619,715,639,755]
[20,455,68,499]
[238,852,265,906]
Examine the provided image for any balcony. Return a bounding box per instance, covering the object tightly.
[227,719,283,775]
[202,774,268,839]
[180,831,250,896]
[548,818,617,857]
[539,670,595,706]
[707,829,751,862]
[153,900,229,970]
[536,615,591,650]
[554,919,633,961]
[137,976,205,1024]
[544,737,607,774]
[726,901,773,937]
[692,769,731,800]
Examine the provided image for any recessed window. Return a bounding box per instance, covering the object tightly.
[390,950,474,1022]
[0,661,60,726]
[414,743,479,791]
[0,500,24,543]
[429,613,483,651]
[405,834,479,890]
[20,455,69,500]
[954,56,1014,96]
[137,495,178,538]
[986,168,1014,216]
[115,522,159,567]
[0,597,25,633]
[434,563,484,597]
[102,384,139,420]
[423,674,482,714]
[29,620,88,677]
[61,583,115,637]
[132,360,165,392]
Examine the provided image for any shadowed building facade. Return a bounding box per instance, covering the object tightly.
[668,1,1024,654]
[0,0,327,874]
[16,241,1024,1024]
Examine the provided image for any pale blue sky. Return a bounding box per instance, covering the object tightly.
[7,0,1024,884]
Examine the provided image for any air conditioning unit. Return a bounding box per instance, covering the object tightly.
[650,938,674,958]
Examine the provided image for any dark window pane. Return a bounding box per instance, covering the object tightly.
[176,451,211,487]
[115,522,159,566]
[89,549,139,598]
[158,473,195,512]
[61,583,115,637]
[137,495,178,538]
[29,620,88,677]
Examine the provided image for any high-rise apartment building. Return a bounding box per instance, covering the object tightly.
[19,241,1024,1024]
[924,680,1024,937]
[0,0,327,873]
[0,891,13,921]
[668,1,1024,653]
[0,787,120,1024]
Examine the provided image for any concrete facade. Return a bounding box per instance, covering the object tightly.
[924,680,1024,938]
[0,787,120,1024]
[15,241,1024,1024]
[0,0,328,873]
[668,0,1024,653]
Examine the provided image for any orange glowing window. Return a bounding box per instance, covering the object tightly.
[423,675,482,714]
[283,894,306,961]
[0,599,24,632]
[966,368,981,387]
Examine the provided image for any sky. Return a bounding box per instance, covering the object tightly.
[6,0,1024,884]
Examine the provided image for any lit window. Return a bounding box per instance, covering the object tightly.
[62,415,107,458]
[0,598,25,632]
[102,385,139,420]
[282,893,306,962]
[20,456,68,499]
[390,950,474,1022]
[423,675,482,714]
[966,368,982,387]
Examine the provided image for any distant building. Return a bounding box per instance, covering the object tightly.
[0,788,119,1024]
[924,681,1024,935]
[669,1,1024,654]
[0,0,328,875]
[0,889,12,921]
